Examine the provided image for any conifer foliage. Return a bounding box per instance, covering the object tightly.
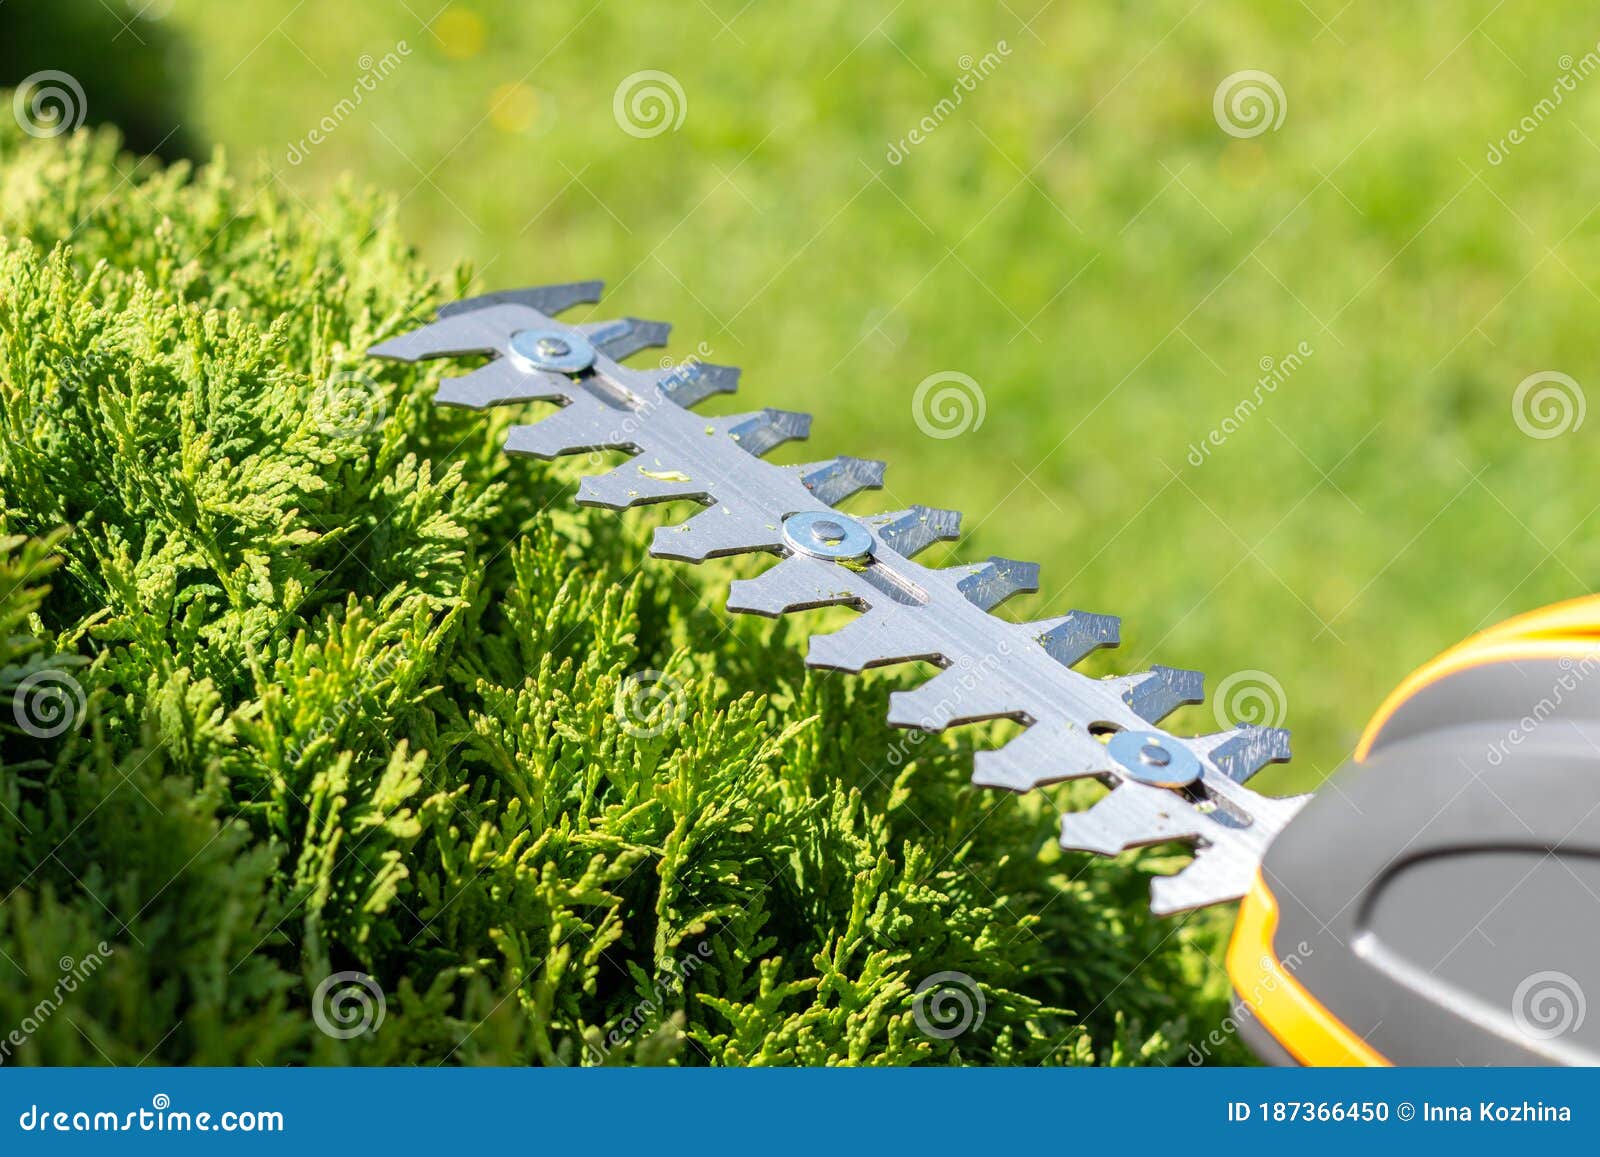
[0,121,1240,1065]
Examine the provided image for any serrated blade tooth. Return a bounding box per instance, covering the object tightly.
[649,503,783,562]
[1149,847,1257,915]
[1058,781,1206,857]
[886,667,1018,730]
[716,410,812,457]
[369,303,531,362]
[576,461,710,510]
[581,318,672,361]
[949,557,1040,611]
[1104,665,1204,723]
[793,457,887,505]
[658,362,741,408]
[971,724,1102,792]
[805,611,943,672]
[504,398,636,460]
[861,507,962,558]
[437,281,604,319]
[1029,612,1121,667]
[726,558,864,617]
[1189,725,1292,783]
[435,359,572,409]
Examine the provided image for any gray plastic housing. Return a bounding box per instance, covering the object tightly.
[1246,656,1600,1065]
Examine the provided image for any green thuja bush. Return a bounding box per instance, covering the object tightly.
[0,119,1244,1065]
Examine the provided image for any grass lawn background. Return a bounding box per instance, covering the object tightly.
[158,0,1600,795]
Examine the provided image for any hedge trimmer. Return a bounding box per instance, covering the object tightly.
[373,282,1600,1067]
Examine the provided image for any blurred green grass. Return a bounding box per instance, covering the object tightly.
[159,0,1600,794]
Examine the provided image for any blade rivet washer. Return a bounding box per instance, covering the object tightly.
[783,511,873,564]
[509,328,596,374]
[1108,729,1202,789]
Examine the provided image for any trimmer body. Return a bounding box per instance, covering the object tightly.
[1229,597,1600,1065]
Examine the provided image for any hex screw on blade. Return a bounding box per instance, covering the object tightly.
[1108,729,1202,789]
[509,328,597,374]
[782,510,874,563]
